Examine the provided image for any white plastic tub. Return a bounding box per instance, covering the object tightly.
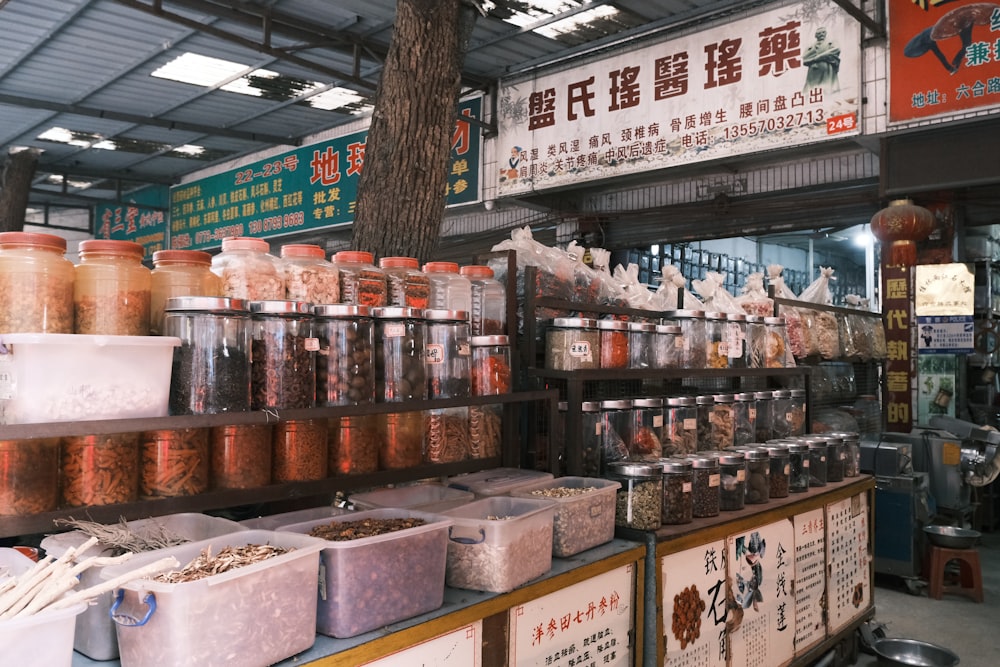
[350,483,474,513]
[40,513,246,661]
[239,504,349,531]
[280,508,452,638]
[446,467,554,497]
[512,476,620,557]
[0,333,180,424]
[104,529,324,667]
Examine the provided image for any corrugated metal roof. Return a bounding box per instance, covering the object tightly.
[0,0,766,209]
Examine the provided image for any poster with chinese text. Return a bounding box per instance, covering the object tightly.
[496,2,860,196]
[361,622,481,666]
[727,520,796,667]
[509,564,633,667]
[793,508,826,656]
[826,492,871,635]
[661,539,728,667]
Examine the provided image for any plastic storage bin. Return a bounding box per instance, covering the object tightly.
[239,505,347,531]
[350,483,474,513]
[0,333,179,424]
[40,513,247,661]
[512,476,619,557]
[441,496,556,593]
[104,529,323,667]
[279,509,452,638]
[446,467,554,497]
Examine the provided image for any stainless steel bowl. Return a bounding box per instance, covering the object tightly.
[923,525,981,549]
[872,638,959,667]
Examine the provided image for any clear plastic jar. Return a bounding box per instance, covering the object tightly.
[705,312,730,369]
[601,399,635,467]
[805,439,828,486]
[249,300,316,410]
[0,437,60,515]
[546,317,599,370]
[787,442,810,493]
[664,396,698,456]
[654,324,682,369]
[830,431,861,477]
[661,458,694,525]
[210,424,271,489]
[770,389,794,439]
[210,236,284,301]
[280,244,340,305]
[423,261,472,312]
[606,461,662,530]
[373,307,426,401]
[333,250,387,307]
[718,451,746,511]
[745,315,766,368]
[710,394,735,450]
[766,444,791,498]
[272,418,329,482]
[379,256,430,310]
[695,395,714,451]
[577,401,604,477]
[330,415,380,474]
[628,322,656,369]
[150,250,220,335]
[726,313,748,368]
[733,392,756,447]
[0,232,74,334]
[663,309,706,368]
[313,304,374,406]
[690,454,721,518]
[789,388,807,436]
[743,447,770,504]
[74,239,151,335]
[632,398,664,459]
[378,411,424,469]
[598,319,630,369]
[62,432,140,506]
[822,434,846,482]
[164,296,252,414]
[460,264,506,336]
[471,335,511,396]
[763,316,791,368]
[139,428,209,498]
[424,309,471,399]
[754,391,774,442]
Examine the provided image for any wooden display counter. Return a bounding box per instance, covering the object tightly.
[72,538,646,667]
[619,476,875,667]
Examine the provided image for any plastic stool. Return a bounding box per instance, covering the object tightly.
[926,544,984,603]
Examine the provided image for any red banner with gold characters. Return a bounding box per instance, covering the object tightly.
[888,1,1000,123]
[883,266,915,432]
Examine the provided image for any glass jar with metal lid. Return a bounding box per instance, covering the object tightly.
[628,321,656,369]
[709,394,736,450]
[379,256,430,310]
[742,446,770,504]
[280,244,340,305]
[828,431,861,477]
[770,389,794,439]
[272,419,328,482]
[717,450,746,511]
[150,249,220,335]
[632,397,664,458]
[74,239,151,335]
[733,392,756,446]
[333,250,387,307]
[210,424,271,489]
[661,458,693,525]
[725,312,748,368]
[424,309,471,399]
[664,309,706,368]
[601,399,635,467]
[164,296,251,414]
[546,317,599,370]
[704,311,729,369]
[605,460,662,530]
[745,314,766,368]
[689,453,721,518]
[372,306,425,401]
[560,400,603,477]
[249,300,316,410]
[754,390,774,442]
[786,442,811,492]
[598,318,630,369]
[802,438,828,486]
[210,236,284,301]
[695,395,715,451]
[423,261,472,312]
[471,335,511,396]
[313,304,374,406]
[820,434,846,482]
[654,324,682,369]
[789,389,807,436]
[460,264,506,336]
[0,231,75,334]
[664,396,698,456]
[763,316,791,368]
[766,443,791,498]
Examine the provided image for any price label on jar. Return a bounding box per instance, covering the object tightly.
[304,337,320,352]
[569,340,592,360]
[457,342,470,356]
[683,418,697,430]
[383,322,405,337]
[425,344,445,364]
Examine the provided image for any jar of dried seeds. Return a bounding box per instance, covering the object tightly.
[606,461,662,530]
[74,239,151,335]
[0,232,74,334]
[690,454,721,518]
[249,300,316,410]
[661,458,693,525]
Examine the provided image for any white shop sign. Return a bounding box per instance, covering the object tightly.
[509,564,634,667]
[661,538,728,667]
[496,2,861,196]
[793,508,827,656]
[360,621,482,666]
[826,493,871,636]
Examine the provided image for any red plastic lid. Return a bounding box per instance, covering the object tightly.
[153,249,211,265]
[0,231,67,252]
[333,250,374,264]
[379,256,420,269]
[221,236,269,253]
[423,261,459,274]
[459,265,493,279]
[78,239,144,258]
[280,244,325,259]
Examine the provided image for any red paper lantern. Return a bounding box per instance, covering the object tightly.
[870,198,936,266]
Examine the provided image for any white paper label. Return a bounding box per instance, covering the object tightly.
[384,322,405,337]
[426,343,445,364]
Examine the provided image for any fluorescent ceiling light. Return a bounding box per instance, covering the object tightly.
[151,52,249,87]
[172,144,205,156]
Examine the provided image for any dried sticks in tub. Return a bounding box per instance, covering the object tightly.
[0,537,177,619]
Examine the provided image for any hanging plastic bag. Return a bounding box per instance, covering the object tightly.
[736,272,774,318]
[767,265,810,360]
[612,263,657,312]
[798,267,841,360]
[692,271,743,314]
[656,264,705,310]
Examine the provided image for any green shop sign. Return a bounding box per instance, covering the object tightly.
[169,96,482,251]
[95,186,170,259]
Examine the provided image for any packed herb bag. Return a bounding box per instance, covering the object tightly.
[736,272,774,317]
[588,247,630,309]
[692,271,743,314]
[842,294,875,360]
[655,264,705,310]
[766,265,810,359]
[798,266,841,360]
[612,263,658,311]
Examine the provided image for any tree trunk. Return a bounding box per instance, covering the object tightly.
[0,150,40,233]
[352,0,476,262]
